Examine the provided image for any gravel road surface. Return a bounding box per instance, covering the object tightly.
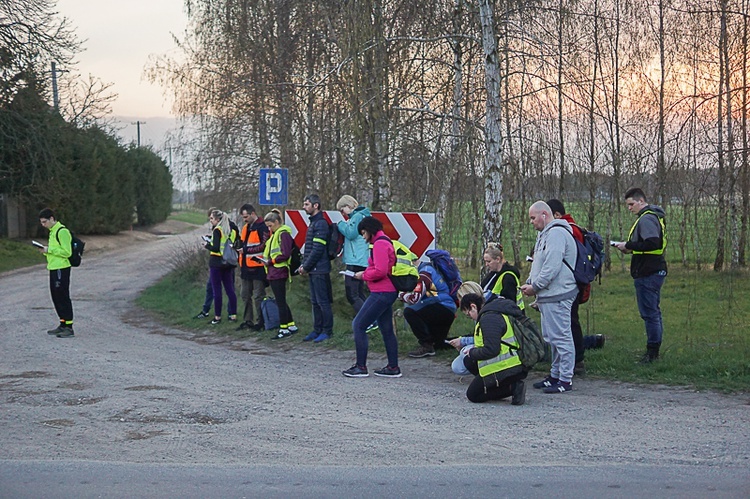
[1,223,748,497]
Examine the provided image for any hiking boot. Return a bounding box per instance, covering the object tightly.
[194,311,210,319]
[365,323,379,334]
[342,364,369,378]
[236,321,252,331]
[543,380,572,393]
[511,380,526,406]
[303,331,320,342]
[313,333,330,343]
[374,365,402,378]
[56,327,75,338]
[408,344,436,358]
[639,344,660,364]
[532,376,559,389]
[47,325,65,335]
[574,361,586,376]
[272,329,291,340]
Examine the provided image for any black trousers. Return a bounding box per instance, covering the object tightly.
[404,302,455,347]
[464,357,527,403]
[571,298,584,363]
[269,279,293,326]
[49,268,73,324]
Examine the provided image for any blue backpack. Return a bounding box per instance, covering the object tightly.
[425,249,462,303]
[554,225,604,285]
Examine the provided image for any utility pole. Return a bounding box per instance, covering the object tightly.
[131,120,147,147]
[49,62,68,113]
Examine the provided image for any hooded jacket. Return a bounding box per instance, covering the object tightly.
[626,204,667,278]
[467,298,526,378]
[527,218,578,303]
[337,205,371,267]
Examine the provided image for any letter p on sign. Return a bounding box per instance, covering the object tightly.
[259,168,288,205]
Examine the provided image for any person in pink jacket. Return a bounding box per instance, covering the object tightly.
[342,216,402,378]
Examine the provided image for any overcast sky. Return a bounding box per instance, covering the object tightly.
[56,0,187,119]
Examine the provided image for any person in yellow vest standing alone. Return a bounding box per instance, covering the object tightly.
[37,208,75,338]
[613,187,667,363]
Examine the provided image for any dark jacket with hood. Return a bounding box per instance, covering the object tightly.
[467,297,526,380]
[625,204,667,279]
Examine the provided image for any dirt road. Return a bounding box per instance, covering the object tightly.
[1,223,748,475]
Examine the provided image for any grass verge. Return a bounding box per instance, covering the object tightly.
[137,252,749,393]
[0,239,46,273]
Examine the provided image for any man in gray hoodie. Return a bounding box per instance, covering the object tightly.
[521,201,578,393]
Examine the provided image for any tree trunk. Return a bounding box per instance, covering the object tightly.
[478,0,505,247]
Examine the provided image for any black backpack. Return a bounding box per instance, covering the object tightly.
[327,223,344,260]
[289,239,302,273]
[56,228,85,267]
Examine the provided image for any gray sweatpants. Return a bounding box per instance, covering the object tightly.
[538,297,575,383]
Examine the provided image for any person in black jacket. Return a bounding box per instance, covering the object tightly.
[613,188,667,363]
[298,194,334,343]
[449,293,528,405]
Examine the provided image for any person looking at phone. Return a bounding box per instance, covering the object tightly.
[262,210,298,339]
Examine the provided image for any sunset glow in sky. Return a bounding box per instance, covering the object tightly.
[56,0,187,118]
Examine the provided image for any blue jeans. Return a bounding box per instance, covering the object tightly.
[634,271,666,345]
[352,291,399,368]
[309,274,333,335]
[202,277,213,314]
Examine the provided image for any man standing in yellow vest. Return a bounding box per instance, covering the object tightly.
[236,204,269,331]
[37,208,75,338]
[613,188,667,363]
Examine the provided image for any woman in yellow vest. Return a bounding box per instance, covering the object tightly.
[204,209,238,325]
[456,293,528,404]
[262,210,298,339]
[481,244,524,312]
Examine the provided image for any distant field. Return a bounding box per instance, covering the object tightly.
[169,210,206,226]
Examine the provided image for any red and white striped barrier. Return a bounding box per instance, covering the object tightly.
[285,210,436,259]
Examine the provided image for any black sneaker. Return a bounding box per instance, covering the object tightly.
[236,321,252,331]
[532,376,558,389]
[249,323,264,331]
[272,329,292,340]
[374,365,402,378]
[47,325,65,335]
[56,327,75,338]
[342,364,369,378]
[194,311,210,319]
[543,380,572,393]
[210,318,221,325]
[511,380,526,405]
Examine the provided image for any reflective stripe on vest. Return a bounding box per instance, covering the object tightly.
[497,270,525,311]
[241,224,264,268]
[628,210,667,255]
[209,227,230,257]
[473,314,522,377]
[265,225,292,269]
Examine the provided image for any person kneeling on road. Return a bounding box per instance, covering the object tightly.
[447,292,527,405]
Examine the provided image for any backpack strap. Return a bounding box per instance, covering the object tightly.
[551,225,576,274]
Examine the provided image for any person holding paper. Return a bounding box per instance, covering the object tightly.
[37,208,75,338]
[335,195,371,320]
[262,210,298,339]
[204,209,238,325]
[342,216,401,378]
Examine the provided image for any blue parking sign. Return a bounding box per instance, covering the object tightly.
[259,168,288,205]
